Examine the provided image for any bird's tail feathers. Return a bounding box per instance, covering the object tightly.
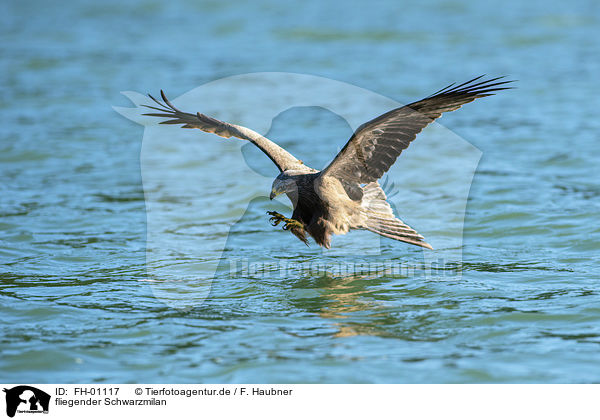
[364,217,432,249]
[361,182,433,250]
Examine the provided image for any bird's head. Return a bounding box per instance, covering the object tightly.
[270,172,298,200]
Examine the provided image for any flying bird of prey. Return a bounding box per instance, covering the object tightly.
[144,76,512,249]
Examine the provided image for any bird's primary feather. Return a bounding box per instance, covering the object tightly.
[320,75,513,187]
[143,91,310,173]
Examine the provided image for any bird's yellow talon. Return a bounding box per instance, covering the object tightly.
[267,211,303,231]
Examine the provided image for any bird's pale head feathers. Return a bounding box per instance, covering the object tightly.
[270,171,301,200]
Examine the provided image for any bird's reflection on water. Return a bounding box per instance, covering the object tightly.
[288,269,453,341]
[294,272,392,338]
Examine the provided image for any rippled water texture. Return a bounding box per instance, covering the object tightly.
[1,0,599,383]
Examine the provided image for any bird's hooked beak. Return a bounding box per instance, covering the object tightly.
[271,177,295,200]
[270,179,289,200]
[269,188,280,200]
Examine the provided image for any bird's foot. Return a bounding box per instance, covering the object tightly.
[267,211,304,231]
[267,211,309,246]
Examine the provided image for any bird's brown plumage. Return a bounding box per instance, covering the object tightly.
[144,75,513,249]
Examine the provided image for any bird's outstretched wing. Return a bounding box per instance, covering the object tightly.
[143,91,309,172]
[320,76,513,184]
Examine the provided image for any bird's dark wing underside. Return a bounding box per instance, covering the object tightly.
[320,76,513,187]
[143,91,310,173]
